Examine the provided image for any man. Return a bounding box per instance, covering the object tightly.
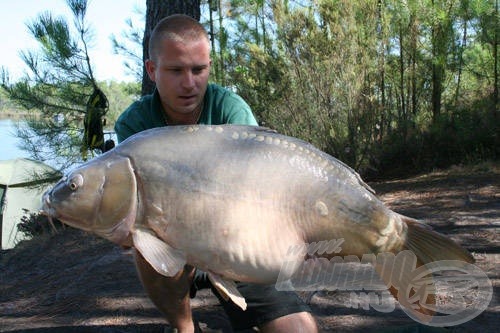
[114,14,318,333]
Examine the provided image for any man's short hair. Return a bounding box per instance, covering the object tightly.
[149,14,209,61]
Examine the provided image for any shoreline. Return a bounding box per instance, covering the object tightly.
[0,111,40,120]
[0,114,116,135]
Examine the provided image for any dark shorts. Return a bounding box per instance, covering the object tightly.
[191,270,311,331]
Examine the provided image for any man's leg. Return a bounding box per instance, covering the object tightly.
[194,276,318,333]
[258,312,318,333]
[136,258,319,333]
[134,249,197,333]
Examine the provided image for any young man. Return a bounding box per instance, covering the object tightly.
[114,14,318,333]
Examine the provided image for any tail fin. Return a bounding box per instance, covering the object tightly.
[375,215,474,324]
[403,216,474,265]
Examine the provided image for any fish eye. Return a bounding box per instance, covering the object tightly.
[68,174,83,191]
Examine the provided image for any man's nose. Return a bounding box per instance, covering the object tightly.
[181,70,195,88]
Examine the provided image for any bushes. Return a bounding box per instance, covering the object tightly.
[17,209,62,239]
[374,105,498,179]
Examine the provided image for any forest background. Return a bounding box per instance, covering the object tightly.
[1,0,498,179]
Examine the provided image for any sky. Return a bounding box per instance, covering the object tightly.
[0,0,145,83]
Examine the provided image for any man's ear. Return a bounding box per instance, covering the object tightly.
[145,59,156,81]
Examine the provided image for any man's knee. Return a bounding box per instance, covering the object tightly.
[258,311,318,333]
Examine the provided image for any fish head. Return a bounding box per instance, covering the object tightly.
[42,154,137,244]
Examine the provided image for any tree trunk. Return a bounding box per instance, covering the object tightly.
[141,0,201,96]
[217,0,225,86]
[377,0,386,143]
[431,44,444,123]
[493,0,499,117]
[454,15,467,106]
[410,11,418,117]
[430,0,453,123]
[208,0,219,83]
[398,25,407,139]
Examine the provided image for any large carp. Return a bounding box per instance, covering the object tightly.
[42,125,473,321]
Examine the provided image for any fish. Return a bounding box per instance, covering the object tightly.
[41,125,474,322]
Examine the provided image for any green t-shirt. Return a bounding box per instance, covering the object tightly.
[114,83,258,143]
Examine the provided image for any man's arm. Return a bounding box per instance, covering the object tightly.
[134,251,200,332]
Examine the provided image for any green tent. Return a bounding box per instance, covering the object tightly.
[0,158,61,249]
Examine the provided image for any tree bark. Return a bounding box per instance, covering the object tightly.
[398,24,406,139]
[493,0,498,117]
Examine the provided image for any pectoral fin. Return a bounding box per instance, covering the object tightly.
[207,272,247,310]
[132,227,186,277]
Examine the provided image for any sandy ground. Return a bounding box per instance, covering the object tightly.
[1,165,498,332]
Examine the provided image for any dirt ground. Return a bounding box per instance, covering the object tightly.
[1,164,498,333]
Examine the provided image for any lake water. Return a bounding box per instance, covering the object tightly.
[0,118,31,161]
[0,118,116,169]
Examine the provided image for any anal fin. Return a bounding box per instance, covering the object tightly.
[207,272,247,311]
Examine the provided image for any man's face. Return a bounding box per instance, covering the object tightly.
[146,38,211,124]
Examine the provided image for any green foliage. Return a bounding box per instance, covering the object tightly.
[2,0,497,178]
[377,102,498,178]
[0,89,22,115]
[1,0,113,170]
[100,81,140,124]
[207,0,499,177]
[222,0,384,170]
[110,8,144,82]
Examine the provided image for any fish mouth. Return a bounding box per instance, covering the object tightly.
[40,192,61,232]
[40,192,91,232]
[40,191,57,219]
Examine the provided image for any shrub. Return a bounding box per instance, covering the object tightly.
[17,209,62,238]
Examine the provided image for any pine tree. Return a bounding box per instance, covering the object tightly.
[1,0,109,170]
